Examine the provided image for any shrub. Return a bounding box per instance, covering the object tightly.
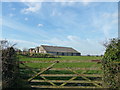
[27,53,56,58]
[102,38,120,88]
[1,40,19,89]
[1,40,32,89]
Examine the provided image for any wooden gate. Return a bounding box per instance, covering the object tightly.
[20,60,104,89]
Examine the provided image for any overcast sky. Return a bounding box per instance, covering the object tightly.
[1,1,118,55]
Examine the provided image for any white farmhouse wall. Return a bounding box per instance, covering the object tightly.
[39,46,47,53]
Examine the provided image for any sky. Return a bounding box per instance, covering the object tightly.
[1,1,118,55]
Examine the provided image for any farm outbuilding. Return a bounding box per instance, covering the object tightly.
[38,45,81,56]
[29,48,36,53]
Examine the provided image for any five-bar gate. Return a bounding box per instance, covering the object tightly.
[20,60,104,89]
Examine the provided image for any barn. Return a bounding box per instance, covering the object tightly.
[29,48,36,53]
[38,45,81,56]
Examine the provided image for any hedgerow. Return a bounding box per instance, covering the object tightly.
[1,40,32,89]
[22,53,58,58]
[1,40,19,89]
[102,38,120,88]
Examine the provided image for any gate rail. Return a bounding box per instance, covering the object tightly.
[20,60,105,89]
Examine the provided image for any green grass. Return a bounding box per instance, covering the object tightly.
[18,55,102,61]
[19,55,103,87]
[19,55,102,68]
[19,55,102,74]
[20,62,101,68]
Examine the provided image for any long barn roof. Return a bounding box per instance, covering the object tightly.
[41,45,80,53]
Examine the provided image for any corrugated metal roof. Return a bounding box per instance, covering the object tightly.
[41,45,80,53]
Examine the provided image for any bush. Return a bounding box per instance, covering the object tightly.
[1,40,19,89]
[26,53,56,58]
[102,38,120,88]
[1,40,32,89]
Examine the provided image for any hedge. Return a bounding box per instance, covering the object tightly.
[102,38,120,88]
[22,53,58,58]
[2,47,19,89]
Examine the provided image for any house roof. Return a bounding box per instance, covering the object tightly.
[29,48,35,50]
[41,45,80,53]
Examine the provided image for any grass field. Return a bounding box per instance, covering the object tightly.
[19,55,102,61]
[19,55,103,74]
[19,55,103,88]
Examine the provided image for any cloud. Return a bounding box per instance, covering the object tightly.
[67,35,78,41]
[92,12,117,40]
[61,1,75,6]
[51,9,62,16]
[42,38,67,46]
[20,0,44,2]
[8,39,39,49]
[102,12,118,19]
[21,2,42,14]
[38,23,43,27]
[9,13,14,17]
[42,35,104,55]
[24,17,28,21]
[51,10,56,16]
[102,12,117,39]
[11,8,16,10]
[2,17,49,39]
[2,0,119,2]
[9,39,38,45]
[82,0,92,6]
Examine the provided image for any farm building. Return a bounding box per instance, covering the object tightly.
[29,48,36,53]
[29,45,81,56]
